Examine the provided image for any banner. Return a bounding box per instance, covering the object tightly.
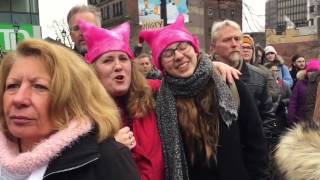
[166,0,189,24]
[138,0,189,25]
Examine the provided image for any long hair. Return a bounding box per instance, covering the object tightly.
[176,78,219,165]
[128,62,156,118]
[0,39,120,142]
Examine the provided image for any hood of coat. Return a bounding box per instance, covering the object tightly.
[274,122,320,180]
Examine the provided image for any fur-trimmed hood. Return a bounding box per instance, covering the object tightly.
[274,122,320,180]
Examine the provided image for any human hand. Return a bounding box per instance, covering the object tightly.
[212,61,241,84]
[114,126,136,149]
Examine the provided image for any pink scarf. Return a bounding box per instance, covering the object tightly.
[0,118,92,176]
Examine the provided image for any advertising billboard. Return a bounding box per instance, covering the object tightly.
[138,0,189,25]
[0,23,39,51]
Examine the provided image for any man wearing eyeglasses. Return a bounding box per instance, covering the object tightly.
[67,5,101,56]
[210,20,277,150]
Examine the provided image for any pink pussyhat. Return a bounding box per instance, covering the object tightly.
[306,58,320,73]
[78,19,134,64]
[139,14,199,70]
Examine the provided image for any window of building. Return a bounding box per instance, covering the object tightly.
[119,1,123,16]
[0,0,11,11]
[113,3,115,17]
[310,18,314,26]
[0,12,11,22]
[310,5,314,13]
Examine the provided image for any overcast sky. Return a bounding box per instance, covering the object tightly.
[39,0,265,39]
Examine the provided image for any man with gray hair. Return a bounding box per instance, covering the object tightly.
[210,19,277,150]
[67,5,101,56]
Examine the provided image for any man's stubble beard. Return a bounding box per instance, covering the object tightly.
[76,44,88,55]
[228,51,241,67]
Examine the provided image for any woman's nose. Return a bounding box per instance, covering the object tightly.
[12,85,31,107]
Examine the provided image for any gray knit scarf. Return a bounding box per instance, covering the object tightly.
[156,55,239,180]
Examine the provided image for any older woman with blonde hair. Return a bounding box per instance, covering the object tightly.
[0,39,139,179]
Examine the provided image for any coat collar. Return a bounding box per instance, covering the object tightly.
[45,130,100,176]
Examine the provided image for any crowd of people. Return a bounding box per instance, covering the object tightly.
[0,4,320,180]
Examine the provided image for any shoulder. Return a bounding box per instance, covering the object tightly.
[275,122,320,179]
[247,63,268,79]
[98,138,130,158]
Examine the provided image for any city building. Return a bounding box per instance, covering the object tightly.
[308,0,320,28]
[88,0,140,48]
[188,0,242,52]
[89,0,242,53]
[265,0,277,30]
[0,0,41,51]
[266,0,308,34]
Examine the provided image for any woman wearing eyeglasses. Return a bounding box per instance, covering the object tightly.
[140,15,269,180]
[78,17,244,180]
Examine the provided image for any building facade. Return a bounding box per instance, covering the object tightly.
[187,0,242,52]
[308,0,320,28]
[88,0,140,48]
[0,0,41,51]
[266,0,308,34]
[89,0,242,53]
[265,0,277,30]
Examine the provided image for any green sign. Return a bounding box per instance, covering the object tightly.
[0,23,33,51]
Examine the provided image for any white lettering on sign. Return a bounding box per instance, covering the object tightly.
[0,29,31,50]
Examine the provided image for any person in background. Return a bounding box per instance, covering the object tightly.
[266,64,291,137]
[136,53,162,79]
[242,34,279,103]
[240,34,255,64]
[140,15,268,180]
[255,45,265,66]
[67,5,101,56]
[289,54,306,89]
[287,59,319,125]
[211,20,276,150]
[0,39,139,179]
[264,45,293,88]
[304,59,320,121]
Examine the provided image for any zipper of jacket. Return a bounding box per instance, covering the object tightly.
[43,157,99,178]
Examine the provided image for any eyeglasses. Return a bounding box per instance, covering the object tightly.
[241,46,253,50]
[69,25,80,32]
[161,42,191,59]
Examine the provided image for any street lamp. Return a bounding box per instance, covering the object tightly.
[13,23,20,44]
[61,29,67,45]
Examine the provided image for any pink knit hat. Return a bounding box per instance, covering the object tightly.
[78,19,134,64]
[139,14,199,70]
[306,59,320,73]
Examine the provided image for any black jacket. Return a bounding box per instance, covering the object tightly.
[240,62,277,141]
[187,80,269,180]
[43,131,140,180]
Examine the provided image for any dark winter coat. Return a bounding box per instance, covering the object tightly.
[43,131,140,180]
[186,80,269,180]
[288,79,308,125]
[305,72,320,121]
[240,62,276,141]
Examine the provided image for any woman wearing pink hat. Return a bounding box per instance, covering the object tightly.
[140,15,269,180]
[78,18,241,180]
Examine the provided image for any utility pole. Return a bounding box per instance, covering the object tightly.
[160,0,167,25]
